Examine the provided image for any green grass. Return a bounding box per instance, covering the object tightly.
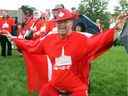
[90,46,128,96]
[0,46,128,96]
[0,50,28,96]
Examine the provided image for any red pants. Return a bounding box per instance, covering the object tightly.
[39,69,88,96]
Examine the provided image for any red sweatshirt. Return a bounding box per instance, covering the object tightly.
[13,28,115,91]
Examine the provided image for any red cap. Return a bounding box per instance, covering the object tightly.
[54,9,76,22]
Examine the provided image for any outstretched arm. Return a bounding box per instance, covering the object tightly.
[0,31,46,54]
[85,14,127,61]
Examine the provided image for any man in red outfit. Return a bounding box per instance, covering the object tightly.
[17,10,52,94]
[0,10,15,56]
[2,9,126,96]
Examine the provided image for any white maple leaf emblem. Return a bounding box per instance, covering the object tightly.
[58,12,64,17]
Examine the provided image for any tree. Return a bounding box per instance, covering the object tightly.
[114,0,128,15]
[78,0,110,29]
[78,0,108,22]
[114,6,121,15]
[119,0,128,12]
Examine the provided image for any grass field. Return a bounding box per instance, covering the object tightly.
[0,46,128,96]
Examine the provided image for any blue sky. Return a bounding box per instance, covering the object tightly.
[0,0,120,13]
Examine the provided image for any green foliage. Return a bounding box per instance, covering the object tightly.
[0,51,28,96]
[0,47,127,96]
[119,0,128,12]
[78,0,111,29]
[114,0,128,15]
[78,0,108,21]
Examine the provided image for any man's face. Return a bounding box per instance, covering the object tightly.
[33,11,41,20]
[52,10,59,18]
[57,20,73,38]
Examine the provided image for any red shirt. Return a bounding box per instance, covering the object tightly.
[0,16,15,33]
[14,29,115,90]
[46,20,56,33]
[24,18,43,32]
[20,18,45,39]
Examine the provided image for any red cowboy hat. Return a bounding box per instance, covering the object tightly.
[53,9,76,22]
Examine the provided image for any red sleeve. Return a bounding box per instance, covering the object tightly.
[28,38,46,54]
[35,19,43,31]
[46,20,56,33]
[13,38,45,54]
[86,28,116,61]
[13,38,30,51]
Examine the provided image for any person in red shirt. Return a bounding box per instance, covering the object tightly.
[0,10,15,56]
[16,10,50,94]
[2,9,126,96]
[15,9,59,94]
[22,10,44,40]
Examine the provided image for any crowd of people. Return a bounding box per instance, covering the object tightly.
[0,4,127,96]
[0,4,101,57]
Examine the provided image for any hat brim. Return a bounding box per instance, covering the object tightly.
[52,8,63,11]
[54,16,75,22]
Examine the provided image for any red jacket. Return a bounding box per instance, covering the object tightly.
[0,16,15,33]
[13,28,115,91]
[16,19,57,93]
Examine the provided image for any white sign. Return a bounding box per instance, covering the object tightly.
[55,47,72,66]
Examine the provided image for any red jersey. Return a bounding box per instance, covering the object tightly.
[17,19,56,92]
[0,16,15,33]
[13,28,115,91]
[24,18,43,32]
[46,20,56,33]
